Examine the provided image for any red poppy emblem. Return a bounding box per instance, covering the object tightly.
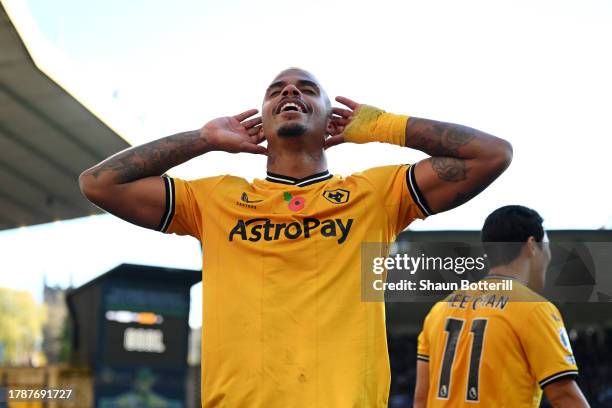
[284,192,305,211]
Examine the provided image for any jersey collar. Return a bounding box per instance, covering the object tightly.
[266,170,332,187]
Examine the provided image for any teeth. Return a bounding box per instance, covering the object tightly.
[280,102,304,113]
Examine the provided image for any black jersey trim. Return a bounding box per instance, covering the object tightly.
[158,176,175,232]
[266,170,332,187]
[406,164,433,216]
[417,354,430,362]
[539,370,579,388]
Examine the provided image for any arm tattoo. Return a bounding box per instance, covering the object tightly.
[89,131,204,184]
[403,116,511,211]
[407,120,476,157]
[406,118,481,182]
[448,183,487,208]
[449,192,469,208]
[431,157,468,182]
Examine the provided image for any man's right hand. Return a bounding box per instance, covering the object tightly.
[79,108,267,231]
[202,109,266,155]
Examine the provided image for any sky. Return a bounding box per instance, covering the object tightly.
[1,0,611,327]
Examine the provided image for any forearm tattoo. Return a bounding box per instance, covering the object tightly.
[89,130,202,184]
[406,119,479,181]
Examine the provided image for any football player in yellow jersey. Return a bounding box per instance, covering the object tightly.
[414,205,590,408]
[79,67,512,407]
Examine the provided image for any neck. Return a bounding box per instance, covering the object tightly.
[267,147,327,179]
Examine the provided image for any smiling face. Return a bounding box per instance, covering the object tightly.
[261,68,332,147]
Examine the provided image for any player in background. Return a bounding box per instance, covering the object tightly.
[79,68,512,407]
[414,205,589,408]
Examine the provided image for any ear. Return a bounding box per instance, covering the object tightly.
[526,236,537,256]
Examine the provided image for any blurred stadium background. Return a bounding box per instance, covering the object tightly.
[0,1,611,407]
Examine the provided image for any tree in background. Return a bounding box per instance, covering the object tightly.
[0,287,47,366]
[42,282,72,364]
[58,314,73,363]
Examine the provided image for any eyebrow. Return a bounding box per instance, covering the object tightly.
[266,79,320,93]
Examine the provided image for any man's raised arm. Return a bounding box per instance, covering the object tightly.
[327,97,512,215]
[407,117,512,214]
[79,109,264,230]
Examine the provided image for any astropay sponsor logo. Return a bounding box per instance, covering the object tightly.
[229,217,353,244]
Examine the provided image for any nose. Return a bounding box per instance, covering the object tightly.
[281,84,301,97]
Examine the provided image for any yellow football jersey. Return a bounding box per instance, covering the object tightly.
[417,276,579,407]
[161,165,428,407]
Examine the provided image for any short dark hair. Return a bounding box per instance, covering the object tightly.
[481,205,544,268]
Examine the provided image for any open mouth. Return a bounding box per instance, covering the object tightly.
[275,99,308,114]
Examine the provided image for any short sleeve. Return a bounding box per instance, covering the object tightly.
[417,330,430,363]
[519,303,579,389]
[417,307,434,362]
[158,175,223,239]
[361,164,431,234]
